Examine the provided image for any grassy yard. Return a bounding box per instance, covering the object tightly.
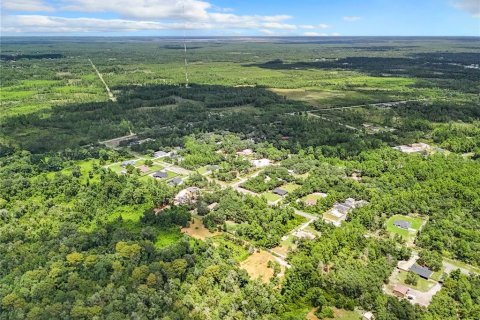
[263,192,282,202]
[281,183,301,193]
[386,214,424,239]
[302,192,327,203]
[397,270,435,292]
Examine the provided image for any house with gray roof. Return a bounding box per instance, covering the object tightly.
[168,177,184,187]
[273,188,288,196]
[394,220,411,229]
[121,160,136,168]
[152,171,168,179]
[409,264,433,279]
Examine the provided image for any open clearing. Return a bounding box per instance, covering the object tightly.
[181,217,220,240]
[386,214,425,243]
[240,250,280,283]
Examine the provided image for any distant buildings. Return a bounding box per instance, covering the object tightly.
[174,187,200,205]
[328,198,368,226]
[153,150,170,158]
[121,160,136,168]
[292,230,316,240]
[362,311,375,320]
[251,158,270,168]
[137,165,150,174]
[236,149,254,156]
[393,143,431,154]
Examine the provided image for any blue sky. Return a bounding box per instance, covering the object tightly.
[1,0,479,36]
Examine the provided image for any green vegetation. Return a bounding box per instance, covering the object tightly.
[386,215,424,239]
[1,37,479,320]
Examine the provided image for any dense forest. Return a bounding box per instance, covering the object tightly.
[1,37,479,319]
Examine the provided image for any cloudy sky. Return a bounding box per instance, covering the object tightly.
[1,0,479,36]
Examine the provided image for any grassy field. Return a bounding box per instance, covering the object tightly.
[181,217,220,240]
[155,228,184,248]
[262,192,282,202]
[386,214,424,239]
[45,159,101,184]
[302,192,327,204]
[397,270,436,292]
[281,183,301,193]
[107,204,148,223]
[212,235,250,262]
[240,250,280,283]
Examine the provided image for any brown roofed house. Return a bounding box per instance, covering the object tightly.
[393,284,409,298]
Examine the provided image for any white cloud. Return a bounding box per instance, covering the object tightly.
[300,23,330,29]
[343,16,361,22]
[2,0,54,12]
[0,1,341,34]
[1,14,300,33]
[0,15,186,33]
[260,29,274,35]
[303,32,327,36]
[453,0,480,18]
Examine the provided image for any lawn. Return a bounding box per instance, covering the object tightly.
[386,215,424,239]
[281,183,301,193]
[181,217,220,240]
[263,192,281,202]
[271,234,296,257]
[302,192,327,203]
[397,270,435,292]
[196,165,210,175]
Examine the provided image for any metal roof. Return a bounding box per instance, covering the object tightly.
[409,264,433,279]
[393,220,411,229]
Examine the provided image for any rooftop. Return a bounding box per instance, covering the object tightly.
[393,284,410,295]
[393,220,411,229]
[409,264,433,279]
[152,171,168,178]
[273,188,288,196]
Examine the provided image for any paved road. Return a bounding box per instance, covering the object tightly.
[100,133,137,148]
[307,112,360,131]
[313,99,426,111]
